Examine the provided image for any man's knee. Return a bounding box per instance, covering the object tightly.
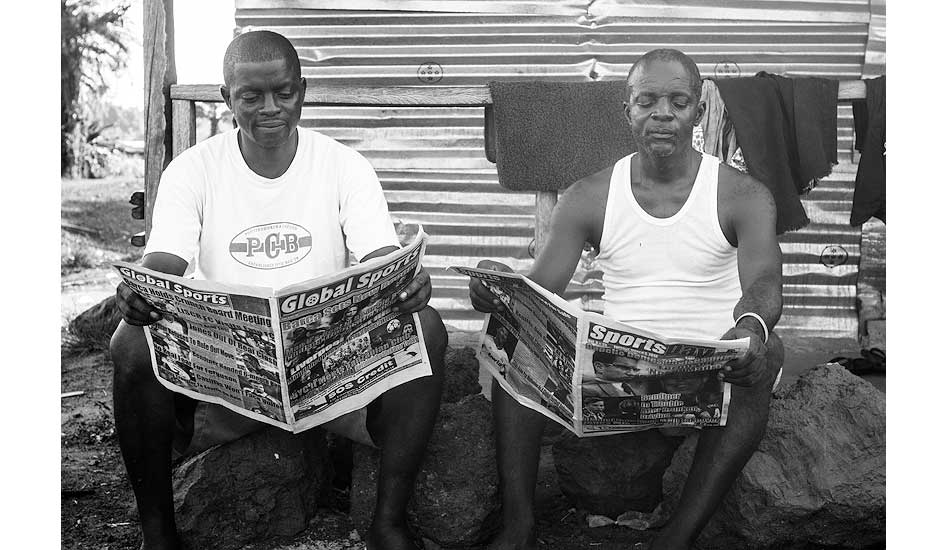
[765,332,785,386]
[747,332,784,395]
[417,306,447,372]
[765,332,784,374]
[110,321,155,384]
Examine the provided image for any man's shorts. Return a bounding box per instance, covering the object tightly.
[172,396,377,459]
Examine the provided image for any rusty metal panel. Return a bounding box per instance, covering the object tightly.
[862,0,885,77]
[234,0,884,337]
[236,12,870,82]
[237,0,870,21]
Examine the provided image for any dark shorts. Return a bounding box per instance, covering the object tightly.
[172,394,377,459]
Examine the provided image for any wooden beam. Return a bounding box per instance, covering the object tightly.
[837,79,866,100]
[172,100,197,158]
[534,191,559,259]
[171,84,492,106]
[170,80,867,106]
[144,0,176,239]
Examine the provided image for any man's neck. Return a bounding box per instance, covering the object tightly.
[637,147,702,185]
[238,128,299,179]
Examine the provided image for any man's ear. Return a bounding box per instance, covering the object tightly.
[694,100,706,126]
[220,85,231,108]
[622,102,633,126]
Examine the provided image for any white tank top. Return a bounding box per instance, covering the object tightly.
[597,152,741,340]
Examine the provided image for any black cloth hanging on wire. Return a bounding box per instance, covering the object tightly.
[716,72,839,234]
[850,76,886,225]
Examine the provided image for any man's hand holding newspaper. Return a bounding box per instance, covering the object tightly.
[459,264,749,437]
[113,227,434,434]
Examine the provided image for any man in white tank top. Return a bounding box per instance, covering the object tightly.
[110,32,446,550]
[470,49,784,550]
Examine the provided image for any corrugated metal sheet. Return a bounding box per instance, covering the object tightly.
[233,1,884,337]
[238,0,871,21]
[862,0,885,77]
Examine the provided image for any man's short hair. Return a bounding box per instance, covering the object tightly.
[222,30,301,86]
[625,48,702,100]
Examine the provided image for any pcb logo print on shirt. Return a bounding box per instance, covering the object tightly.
[230,222,313,270]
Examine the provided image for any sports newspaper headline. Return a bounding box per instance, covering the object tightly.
[453,266,749,437]
[113,227,432,433]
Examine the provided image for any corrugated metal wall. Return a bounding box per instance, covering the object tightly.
[233,0,882,337]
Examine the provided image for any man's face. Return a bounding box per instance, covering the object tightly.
[586,399,605,414]
[494,327,509,346]
[660,373,705,394]
[593,355,642,381]
[222,58,306,151]
[624,59,704,159]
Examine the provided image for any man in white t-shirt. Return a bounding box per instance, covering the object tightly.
[110,31,446,550]
[468,49,784,550]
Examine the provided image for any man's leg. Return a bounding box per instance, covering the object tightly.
[487,380,548,550]
[110,321,181,550]
[364,307,447,550]
[651,334,785,550]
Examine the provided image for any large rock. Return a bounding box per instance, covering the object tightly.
[663,363,885,550]
[442,346,483,403]
[173,426,333,550]
[66,295,122,351]
[553,429,681,517]
[351,394,500,548]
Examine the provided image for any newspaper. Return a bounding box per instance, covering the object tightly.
[113,228,432,433]
[453,266,749,437]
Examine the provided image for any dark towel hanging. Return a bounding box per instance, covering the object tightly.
[850,76,886,226]
[716,73,840,234]
[486,80,636,192]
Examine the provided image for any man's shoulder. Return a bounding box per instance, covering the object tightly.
[564,164,613,204]
[550,163,613,238]
[166,129,236,172]
[298,127,367,163]
[717,162,768,198]
[716,162,777,231]
[716,162,775,209]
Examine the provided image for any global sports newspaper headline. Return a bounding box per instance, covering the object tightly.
[113,227,432,433]
[453,266,749,437]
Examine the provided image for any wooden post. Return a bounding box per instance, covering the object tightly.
[172,100,197,158]
[144,0,176,239]
[534,191,558,258]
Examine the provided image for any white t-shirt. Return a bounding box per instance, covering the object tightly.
[145,127,399,289]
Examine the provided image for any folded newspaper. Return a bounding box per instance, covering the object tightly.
[112,228,432,433]
[452,266,749,437]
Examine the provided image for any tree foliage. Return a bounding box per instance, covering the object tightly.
[61,0,130,178]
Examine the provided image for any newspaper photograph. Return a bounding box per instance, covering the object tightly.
[276,231,431,432]
[452,266,580,430]
[454,266,748,437]
[113,227,432,433]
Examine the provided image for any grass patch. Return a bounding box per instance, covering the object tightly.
[61,176,144,275]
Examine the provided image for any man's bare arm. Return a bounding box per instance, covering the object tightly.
[360,246,399,262]
[719,170,783,386]
[469,171,609,311]
[730,177,783,334]
[527,177,606,294]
